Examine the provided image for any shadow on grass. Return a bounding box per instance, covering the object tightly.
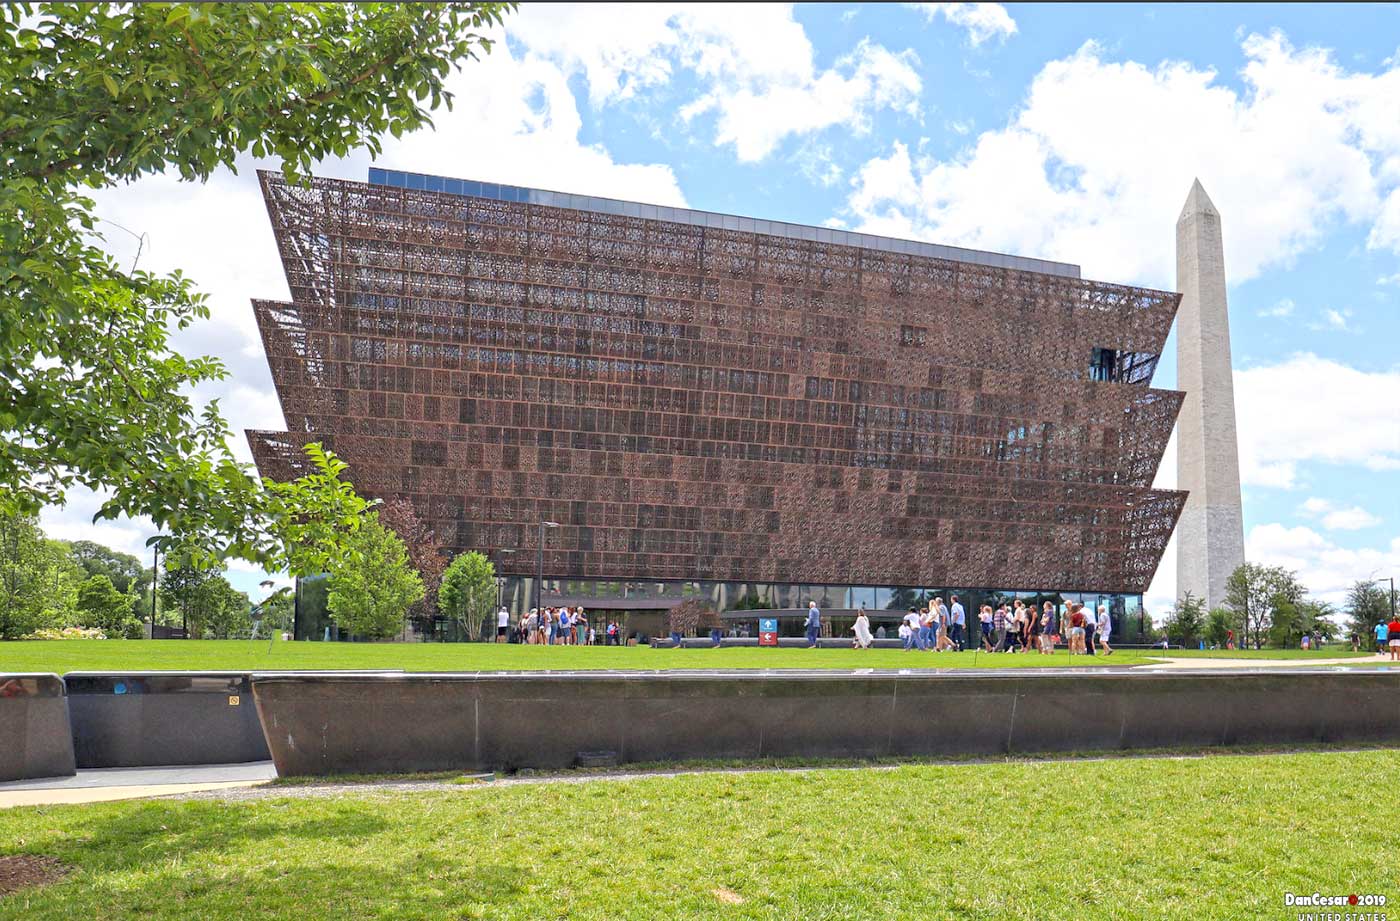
[2,806,530,920]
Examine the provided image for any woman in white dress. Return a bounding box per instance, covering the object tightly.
[852,608,874,649]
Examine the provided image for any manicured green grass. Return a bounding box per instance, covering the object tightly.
[2,749,1394,919]
[1159,647,1372,659]
[0,639,1160,673]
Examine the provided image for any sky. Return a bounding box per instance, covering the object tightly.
[48,2,1400,620]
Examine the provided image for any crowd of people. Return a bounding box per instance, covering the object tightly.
[852,596,1114,655]
[507,606,625,646]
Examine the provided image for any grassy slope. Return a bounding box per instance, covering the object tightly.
[1,749,1393,919]
[0,640,1163,673]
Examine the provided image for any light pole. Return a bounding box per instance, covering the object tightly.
[493,548,517,641]
[1372,577,1397,619]
[535,521,560,617]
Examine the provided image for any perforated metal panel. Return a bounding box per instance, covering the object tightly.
[248,171,1186,593]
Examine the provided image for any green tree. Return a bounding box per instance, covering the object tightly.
[327,514,424,639]
[1205,607,1234,648]
[75,573,136,635]
[159,564,251,639]
[253,586,295,636]
[1345,580,1393,640]
[1163,592,1205,646]
[439,551,497,640]
[1225,563,1306,649]
[0,510,82,637]
[68,541,144,593]
[1,2,511,563]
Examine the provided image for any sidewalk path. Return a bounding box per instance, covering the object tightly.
[0,762,276,809]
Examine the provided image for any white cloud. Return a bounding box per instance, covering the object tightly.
[1298,498,1383,531]
[906,3,1017,46]
[841,32,1400,287]
[1247,524,1400,603]
[1379,273,1400,286]
[1306,307,1353,331]
[1257,297,1295,318]
[507,4,923,163]
[1234,353,1400,489]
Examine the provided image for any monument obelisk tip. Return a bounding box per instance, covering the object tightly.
[1179,178,1218,222]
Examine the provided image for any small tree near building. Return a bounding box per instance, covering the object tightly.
[1164,592,1205,646]
[327,513,424,639]
[439,552,497,640]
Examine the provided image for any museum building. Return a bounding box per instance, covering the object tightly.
[248,168,1185,640]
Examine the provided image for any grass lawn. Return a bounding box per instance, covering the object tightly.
[2,748,1394,919]
[1158,648,1372,659]
[0,639,1166,673]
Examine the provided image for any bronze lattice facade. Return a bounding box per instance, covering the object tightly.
[248,168,1186,602]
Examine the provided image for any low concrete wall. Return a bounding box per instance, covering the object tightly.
[0,674,76,782]
[250,668,1400,777]
[65,672,270,768]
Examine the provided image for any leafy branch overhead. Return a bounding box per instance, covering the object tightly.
[0,2,513,563]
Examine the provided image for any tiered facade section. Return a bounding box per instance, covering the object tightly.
[249,170,1185,594]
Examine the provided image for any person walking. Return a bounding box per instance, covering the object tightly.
[805,600,822,648]
[496,606,510,643]
[852,608,873,649]
[1388,615,1400,662]
[992,605,1008,652]
[949,595,966,651]
[933,599,953,652]
[1083,602,1097,655]
[979,605,994,651]
[904,608,923,651]
[1096,604,1113,656]
[1375,620,1389,655]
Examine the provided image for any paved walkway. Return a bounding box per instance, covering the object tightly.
[1140,653,1392,669]
[0,762,276,809]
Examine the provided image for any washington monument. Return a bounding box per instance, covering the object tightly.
[1175,179,1246,610]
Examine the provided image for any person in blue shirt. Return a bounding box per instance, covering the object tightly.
[805,601,821,648]
[1375,620,1389,654]
[949,595,966,651]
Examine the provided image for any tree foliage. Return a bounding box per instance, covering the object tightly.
[0,510,82,638]
[1163,592,1205,645]
[76,573,138,636]
[1224,563,1305,649]
[159,563,251,639]
[1205,607,1234,648]
[439,551,496,640]
[1,2,512,562]
[68,540,144,593]
[379,497,447,616]
[1346,580,1393,638]
[327,513,424,639]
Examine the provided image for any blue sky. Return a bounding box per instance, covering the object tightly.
[60,3,1400,618]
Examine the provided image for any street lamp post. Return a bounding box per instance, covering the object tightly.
[535,521,560,617]
[1374,577,1397,619]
